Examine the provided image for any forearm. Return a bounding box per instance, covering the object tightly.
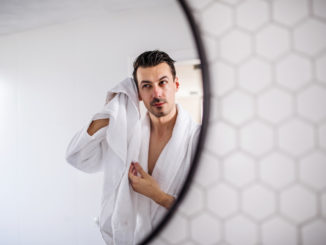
[128,162,176,209]
[153,191,175,209]
[87,118,109,136]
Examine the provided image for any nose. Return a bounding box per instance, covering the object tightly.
[152,85,162,98]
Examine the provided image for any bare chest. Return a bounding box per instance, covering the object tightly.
[147,133,172,175]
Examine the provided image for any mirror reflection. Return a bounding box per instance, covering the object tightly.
[0,1,202,244]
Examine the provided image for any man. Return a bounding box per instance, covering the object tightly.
[66,50,200,244]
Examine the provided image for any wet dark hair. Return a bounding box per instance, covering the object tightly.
[132,50,176,90]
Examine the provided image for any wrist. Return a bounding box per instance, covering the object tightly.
[153,190,165,205]
[153,191,175,209]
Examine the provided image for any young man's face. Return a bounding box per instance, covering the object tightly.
[136,62,179,118]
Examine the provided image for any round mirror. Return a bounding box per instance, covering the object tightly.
[0,1,208,244]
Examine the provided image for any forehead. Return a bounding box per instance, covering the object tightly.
[136,62,173,83]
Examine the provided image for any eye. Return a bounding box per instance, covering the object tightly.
[160,80,168,85]
[142,84,151,89]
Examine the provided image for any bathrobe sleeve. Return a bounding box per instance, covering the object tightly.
[65,118,108,174]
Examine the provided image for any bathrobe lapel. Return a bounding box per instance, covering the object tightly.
[150,104,196,220]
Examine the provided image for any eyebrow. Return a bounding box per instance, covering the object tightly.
[140,76,169,84]
[140,80,152,84]
[159,76,168,80]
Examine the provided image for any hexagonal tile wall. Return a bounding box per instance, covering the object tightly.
[257,88,293,123]
[202,2,233,37]
[280,185,317,223]
[239,57,272,94]
[278,119,314,157]
[211,61,236,96]
[299,151,326,190]
[190,213,221,245]
[193,151,220,188]
[242,185,276,221]
[273,0,309,26]
[322,193,326,218]
[319,124,326,150]
[205,121,237,156]
[259,152,296,189]
[294,19,326,56]
[225,215,258,245]
[302,220,326,245]
[236,0,269,31]
[312,0,326,19]
[152,0,326,244]
[159,214,189,245]
[276,53,312,91]
[224,152,255,187]
[207,183,238,218]
[240,121,274,157]
[316,54,326,83]
[221,90,255,125]
[297,84,326,122]
[256,24,291,60]
[220,29,252,64]
[261,217,298,245]
[179,185,204,217]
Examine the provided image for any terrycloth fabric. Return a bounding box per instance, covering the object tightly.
[66,77,141,244]
[65,77,200,245]
[133,104,200,243]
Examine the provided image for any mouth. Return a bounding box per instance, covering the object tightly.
[152,102,165,107]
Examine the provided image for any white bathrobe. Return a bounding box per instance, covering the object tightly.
[65,78,200,245]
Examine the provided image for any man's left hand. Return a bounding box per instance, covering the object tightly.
[128,162,175,209]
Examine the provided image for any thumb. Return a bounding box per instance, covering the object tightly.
[133,162,148,177]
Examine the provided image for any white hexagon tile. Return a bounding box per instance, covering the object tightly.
[152,0,326,244]
[239,57,272,94]
[220,29,252,64]
[207,183,238,218]
[276,53,312,91]
[236,0,269,31]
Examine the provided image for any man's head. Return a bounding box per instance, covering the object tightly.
[132,50,179,118]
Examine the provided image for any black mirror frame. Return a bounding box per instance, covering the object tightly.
[139,0,211,244]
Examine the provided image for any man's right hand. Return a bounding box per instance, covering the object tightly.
[87,118,109,136]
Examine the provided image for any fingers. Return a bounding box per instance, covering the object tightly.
[129,162,147,189]
[131,163,137,176]
[128,163,141,183]
[128,164,137,182]
[133,162,148,177]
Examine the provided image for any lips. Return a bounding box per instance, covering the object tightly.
[153,102,165,107]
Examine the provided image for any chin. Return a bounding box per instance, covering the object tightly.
[151,110,167,118]
[146,104,173,118]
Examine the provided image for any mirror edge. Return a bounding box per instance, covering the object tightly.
[139,0,211,244]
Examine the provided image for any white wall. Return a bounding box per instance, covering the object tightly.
[154,0,326,244]
[0,3,196,244]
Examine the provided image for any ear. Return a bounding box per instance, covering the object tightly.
[175,77,179,92]
[138,92,142,101]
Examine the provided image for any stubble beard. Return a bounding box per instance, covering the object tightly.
[148,105,169,118]
[148,97,169,118]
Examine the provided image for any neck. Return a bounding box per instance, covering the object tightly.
[149,105,178,135]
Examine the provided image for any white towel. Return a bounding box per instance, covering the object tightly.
[95,77,141,244]
[65,77,200,245]
[66,77,141,244]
